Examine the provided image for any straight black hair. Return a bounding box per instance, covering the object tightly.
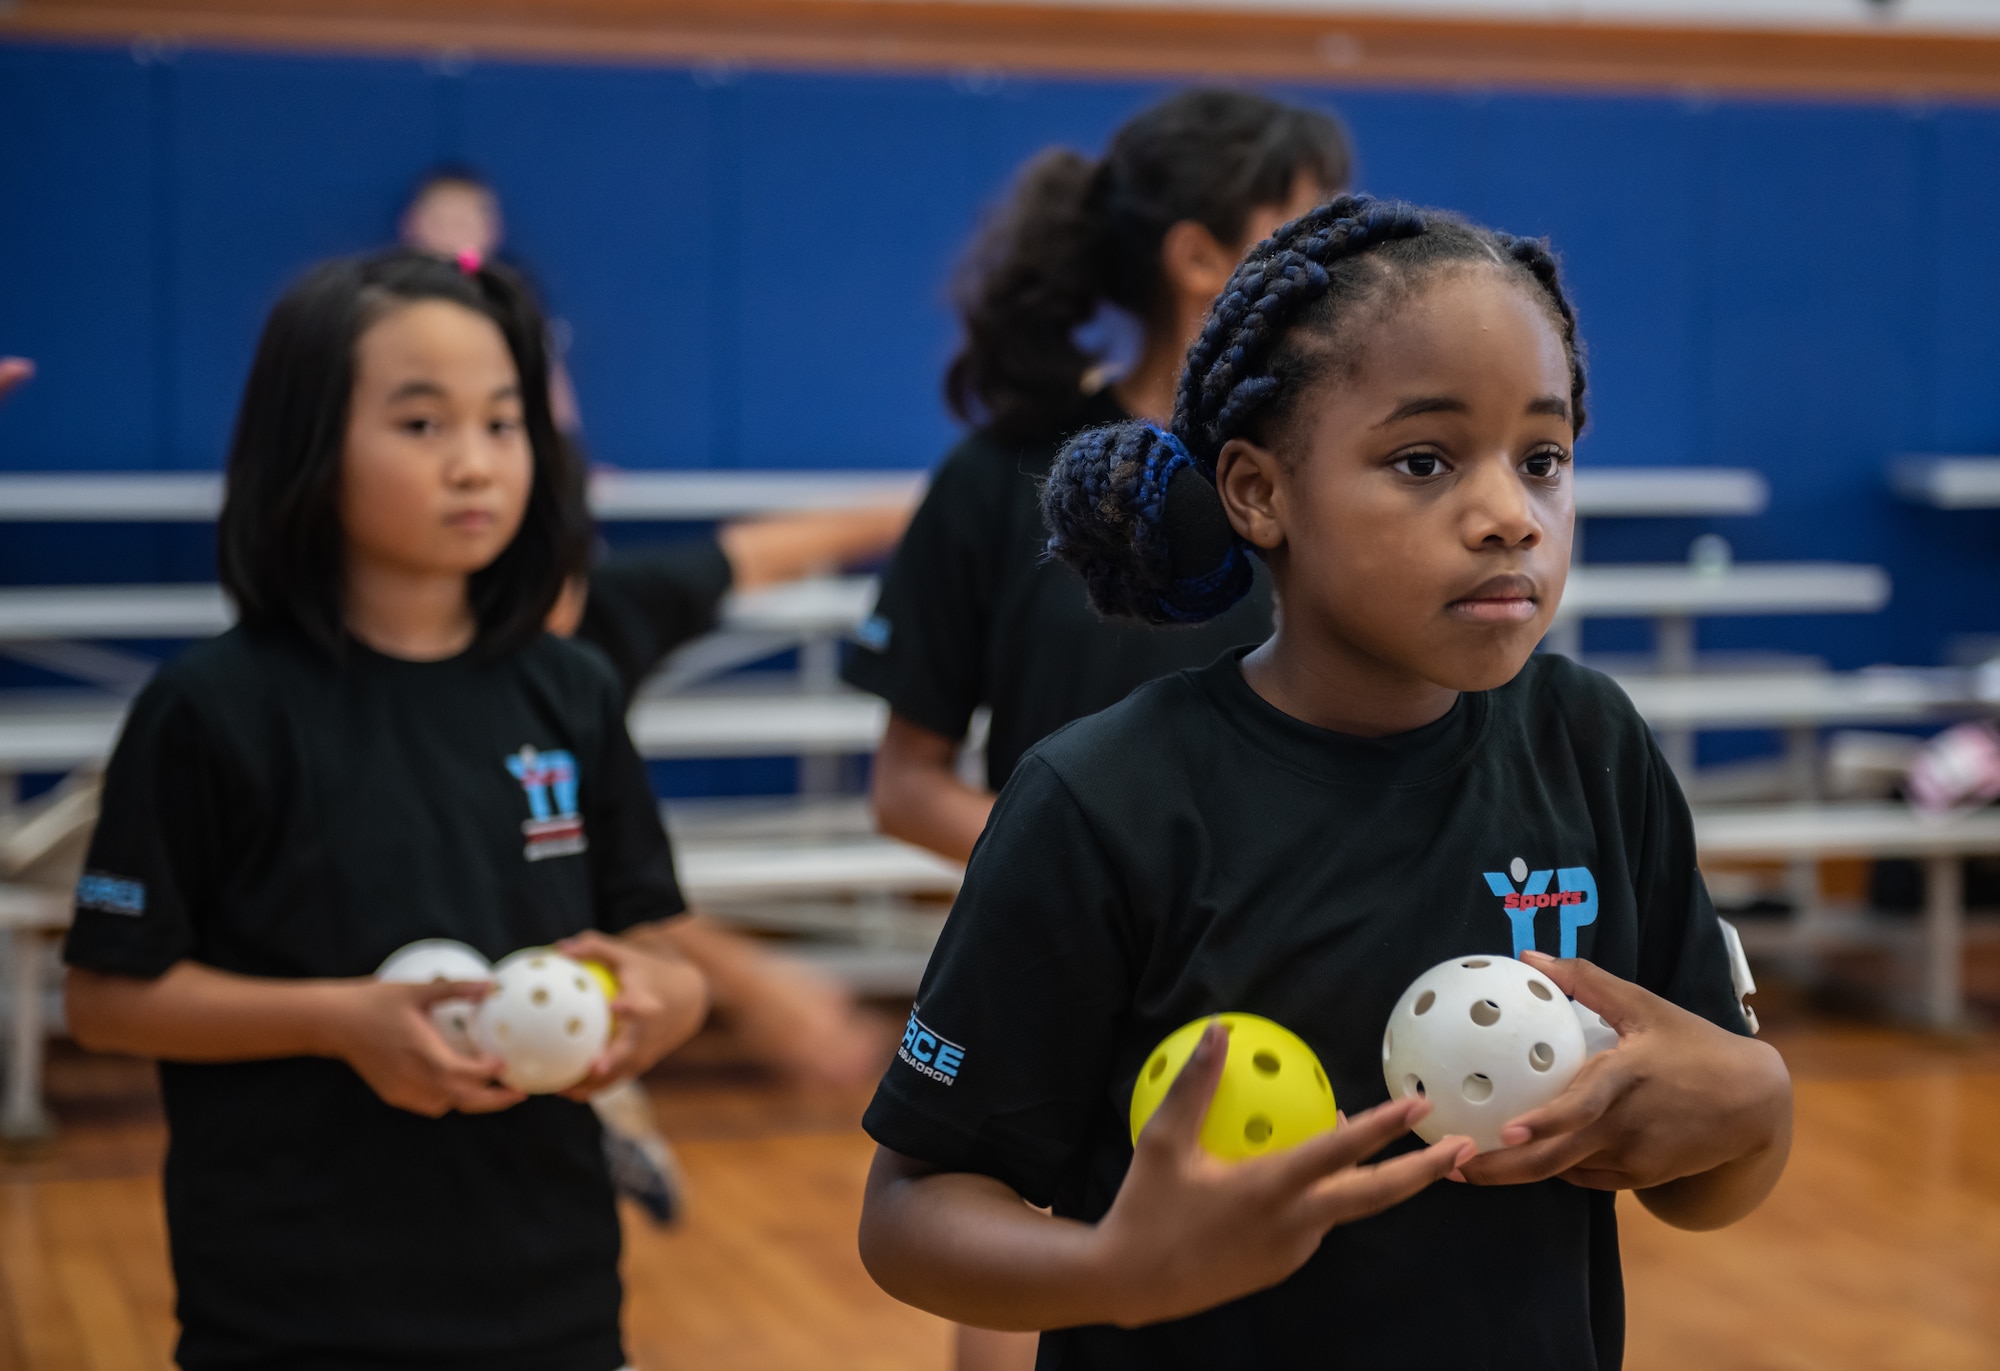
[217,249,588,658]
[946,88,1352,446]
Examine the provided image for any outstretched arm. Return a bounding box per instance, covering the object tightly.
[718,502,914,592]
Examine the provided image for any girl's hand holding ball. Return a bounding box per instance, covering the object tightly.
[1090,1021,1473,1327]
[554,929,709,1100]
[324,976,525,1118]
[1459,952,1792,1230]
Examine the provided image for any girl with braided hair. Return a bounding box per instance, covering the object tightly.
[858,195,1792,1369]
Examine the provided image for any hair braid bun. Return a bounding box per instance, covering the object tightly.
[1041,422,1255,624]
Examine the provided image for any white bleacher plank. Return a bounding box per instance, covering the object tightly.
[0,575,876,644]
[0,470,924,522]
[1611,668,1982,729]
[1572,467,1768,517]
[1889,454,2000,509]
[628,691,885,757]
[0,473,223,521]
[589,470,923,519]
[0,707,125,771]
[0,691,883,771]
[1554,562,1890,621]
[1692,802,2000,860]
[0,584,230,640]
[675,838,963,903]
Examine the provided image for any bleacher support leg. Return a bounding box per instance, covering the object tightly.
[2,928,55,1141]
[1922,855,1965,1032]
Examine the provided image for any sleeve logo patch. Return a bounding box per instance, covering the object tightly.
[854,613,892,653]
[506,746,588,862]
[76,872,146,917]
[898,1012,964,1085]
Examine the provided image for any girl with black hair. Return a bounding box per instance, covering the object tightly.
[845,88,1349,866]
[61,249,707,1371]
[857,196,1793,1369]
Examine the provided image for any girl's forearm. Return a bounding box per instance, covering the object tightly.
[869,715,993,865]
[1635,1106,1792,1231]
[65,962,352,1063]
[860,1151,1127,1332]
[1637,1046,1794,1231]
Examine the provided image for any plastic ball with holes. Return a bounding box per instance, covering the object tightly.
[470,948,613,1094]
[1380,956,1589,1153]
[1129,1013,1339,1162]
[375,938,493,1057]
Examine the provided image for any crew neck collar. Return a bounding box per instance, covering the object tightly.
[1194,646,1486,789]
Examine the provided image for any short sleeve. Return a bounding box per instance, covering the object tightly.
[862,755,1138,1206]
[840,446,1005,744]
[1632,733,1753,1036]
[577,537,735,704]
[581,665,688,933]
[63,679,232,979]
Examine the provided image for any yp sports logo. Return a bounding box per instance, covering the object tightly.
[506,746,588,862]
[898,1012,965,1086]
[1484,856,1597,958]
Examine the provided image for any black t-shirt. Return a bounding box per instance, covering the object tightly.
[64,626,686,1371]
[578,536,734,703]
[842,393,1274,791]
[863,650,1749,1371]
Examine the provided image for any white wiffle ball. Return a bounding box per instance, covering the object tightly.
[376,939,493,1057]
[1381,955,1589,1153]
[470,948,612,1094]
[1573,999,1621,1060]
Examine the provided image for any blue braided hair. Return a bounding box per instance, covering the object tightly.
[1041,193,1588,624]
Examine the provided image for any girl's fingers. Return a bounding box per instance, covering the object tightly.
[1519,953,1653,1037]
[1135,1021,1228,1159]
[557,930,626,969]
[1492,1055,1630,1149]
[1458,1124,1606,1187]
[1299,1135,1474,1229]
[407,977,493,1007]
[451,1082,528,1113]
[1263,1096,1427,1193]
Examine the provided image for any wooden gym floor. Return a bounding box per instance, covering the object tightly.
[3,958,1998,1371]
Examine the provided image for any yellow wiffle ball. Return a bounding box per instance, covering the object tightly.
[580,959,620,1005]
[1129,1013,1338,1161]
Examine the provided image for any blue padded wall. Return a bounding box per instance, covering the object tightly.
[1,39,1997,671]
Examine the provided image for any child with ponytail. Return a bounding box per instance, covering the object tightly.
[845,89,1347,866]
[857,195,1792,1369]
[62,249,707,1371]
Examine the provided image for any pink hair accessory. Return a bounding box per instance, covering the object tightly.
[455,248,483,275]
